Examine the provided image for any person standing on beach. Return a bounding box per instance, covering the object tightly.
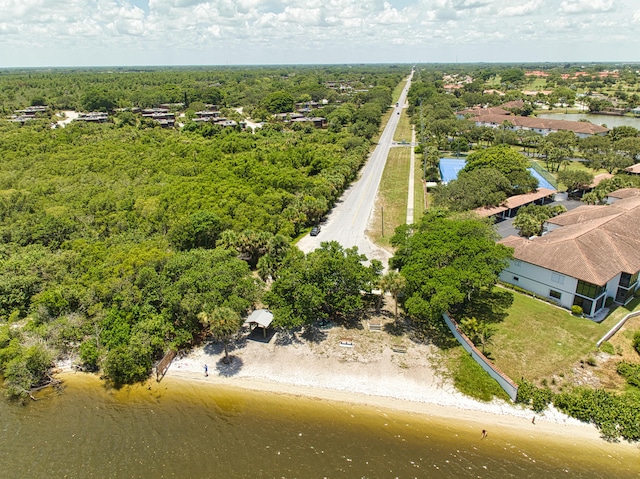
[204,364,208,377]
[481,429,488,439]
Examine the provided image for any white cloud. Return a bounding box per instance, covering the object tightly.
[0,0,636,66]
[499,0,543,17]
[559,0,614,14]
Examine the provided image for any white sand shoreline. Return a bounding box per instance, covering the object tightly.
[56,326,638,450]
[156,327,615,446]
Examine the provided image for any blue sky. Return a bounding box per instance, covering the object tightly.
[1,0,638,67]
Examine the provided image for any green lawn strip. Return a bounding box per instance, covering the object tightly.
[489,291,610,382]
[529,159,609,191]
[392,111,412,143]
[559,160,609,176]
[447,347,511,402]
[391,78,407,102]
[413,152,425,223]
[369,147,410,247]
[373,108,394,145]
[601,296,640,330]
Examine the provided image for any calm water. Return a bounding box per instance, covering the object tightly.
[537,112,640,130]
[1,374,638,479]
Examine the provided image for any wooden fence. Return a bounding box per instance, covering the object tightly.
[155,350,177,382]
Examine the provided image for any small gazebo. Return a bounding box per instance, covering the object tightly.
[244,309,274,338]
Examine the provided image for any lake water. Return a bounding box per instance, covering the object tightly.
[537,113,640,130]
[1,374,638,478]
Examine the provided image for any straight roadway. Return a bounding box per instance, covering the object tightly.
[296,71,414,266]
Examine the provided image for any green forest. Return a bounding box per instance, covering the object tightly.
[0,65,407,395]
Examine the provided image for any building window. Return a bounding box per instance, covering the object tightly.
[619,272,639,289]
[576,280,605,299]
[550,290,561,300]
[513,276,519,282]
[573,296,593,316]
[595,295,605,312]
[551,272,565,285]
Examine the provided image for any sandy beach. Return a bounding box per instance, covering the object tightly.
[160,322,627,449]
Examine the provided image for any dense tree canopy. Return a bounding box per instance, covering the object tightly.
[0,65,408,394]
[512,204,567,238]
[432,168,512,211]
[390,210,513,327]
[463,145,538,195]
[265,242,382,329]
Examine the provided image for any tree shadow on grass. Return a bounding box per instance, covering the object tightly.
[215,355,244,377]
[409,321,459,350]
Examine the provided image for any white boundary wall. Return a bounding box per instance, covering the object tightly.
[443,312,519,401]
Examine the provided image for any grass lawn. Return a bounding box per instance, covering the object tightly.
[368,146,410,248]
[529,159,610,191]
[489,290,612,382]
[391,77,407,104]
[413,153,425,223]
[523,78,547,90]
[393,110,413,143]
[559,160,609,177]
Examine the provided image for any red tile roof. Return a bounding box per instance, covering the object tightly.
[500,191,640,285]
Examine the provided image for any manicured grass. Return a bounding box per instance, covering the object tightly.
[523,78,547,90]
[373,108,393,144]
[372,77,408,145]
[391,78,407,103]
[529,159,609,191]
[489,291,611,382]
[602,296,640,327]
[448,347,511,402]
[413,152,425,223]
[368,147,410,247]
[559,160,609,176]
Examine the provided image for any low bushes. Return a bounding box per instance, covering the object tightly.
[517,379,640,442]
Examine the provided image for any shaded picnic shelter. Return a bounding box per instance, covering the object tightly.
[244,309,274,338]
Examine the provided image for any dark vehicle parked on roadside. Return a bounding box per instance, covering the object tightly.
[310,225,321,236]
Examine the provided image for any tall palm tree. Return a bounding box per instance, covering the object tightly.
[378,270,406,324]
[198,306,243,363]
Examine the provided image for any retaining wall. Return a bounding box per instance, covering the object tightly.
[442,312,519,401]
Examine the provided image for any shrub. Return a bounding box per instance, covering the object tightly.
[616,361,640,388]
[633,331,640,355]
[516,379,553,412]
[79,340,99,371]
[102,338,152,386]
[599,341,615,355]
[554,388,640,442]
[586,356,597,366]
[571,305,583,316]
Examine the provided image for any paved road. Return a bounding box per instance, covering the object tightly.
[297,72,414,266]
